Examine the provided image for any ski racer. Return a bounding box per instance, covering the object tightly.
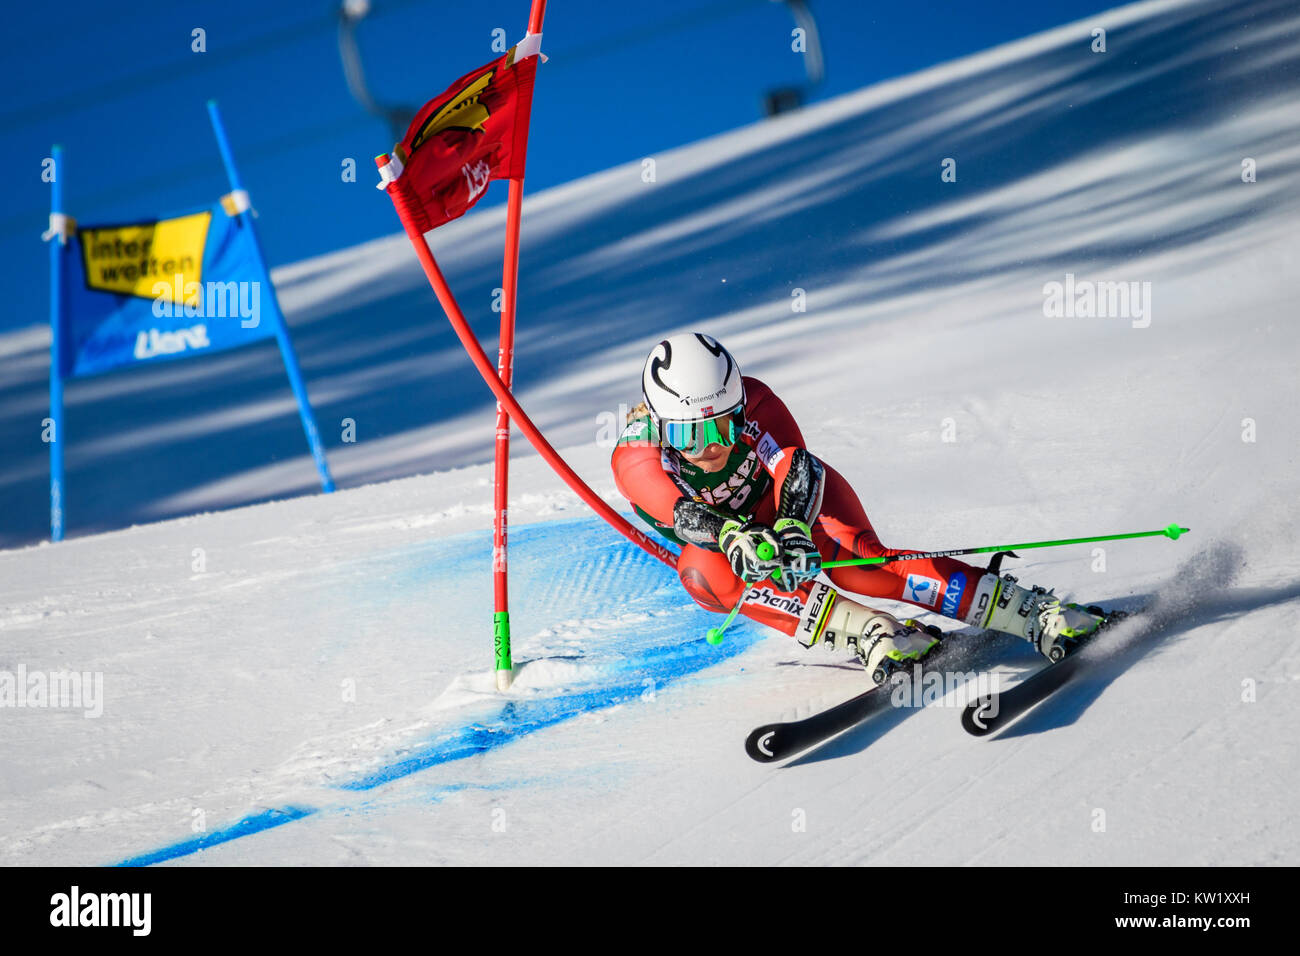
[611,332,1108,681]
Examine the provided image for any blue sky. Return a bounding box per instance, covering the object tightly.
[1,0,1112,332]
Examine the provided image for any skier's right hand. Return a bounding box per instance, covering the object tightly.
[718,519,783,583]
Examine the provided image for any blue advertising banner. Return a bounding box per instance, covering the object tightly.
[46,108,334,543]
[63,200,277,379]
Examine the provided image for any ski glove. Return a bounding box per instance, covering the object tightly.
[774,517,820,586]
[718,519,783,583]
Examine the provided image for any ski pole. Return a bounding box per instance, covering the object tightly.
[705,598,744,646]
[821,522,1189,569]
[707,524,1188,645]
[706,541,780,645]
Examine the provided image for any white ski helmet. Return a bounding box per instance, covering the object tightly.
[641,333,744,422]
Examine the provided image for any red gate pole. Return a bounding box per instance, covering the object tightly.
[492,0,551,690]
[377,155,675,560]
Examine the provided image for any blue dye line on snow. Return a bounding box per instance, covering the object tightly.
[116,806,316,867]
[114,517,762,864]
[341,629,760,789]
[116,631,757,863]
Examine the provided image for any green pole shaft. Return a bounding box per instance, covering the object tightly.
[822,523,1189,569]
[706,540,778,645]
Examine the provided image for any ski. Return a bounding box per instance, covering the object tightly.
[960,610,1133,737]
[746,678,894,763]
[745,630,983,763]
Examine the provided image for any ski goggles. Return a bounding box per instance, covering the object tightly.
[660,404,746,456]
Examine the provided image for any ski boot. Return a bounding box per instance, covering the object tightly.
[965,572,1108,661]
[795,583,942,685]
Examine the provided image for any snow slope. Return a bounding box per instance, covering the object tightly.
[2,0,1299,865]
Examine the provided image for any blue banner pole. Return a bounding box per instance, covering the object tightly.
[48,144,66,541]
[205,100,334,493]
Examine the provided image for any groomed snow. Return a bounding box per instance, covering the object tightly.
[2,0,1298,865]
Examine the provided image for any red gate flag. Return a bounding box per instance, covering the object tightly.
[377,36,541,233]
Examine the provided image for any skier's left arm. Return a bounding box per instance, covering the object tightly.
[769,449,825,527]
[747,383,825,583]
[763,449,824,584]
[745,380,825,525]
